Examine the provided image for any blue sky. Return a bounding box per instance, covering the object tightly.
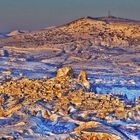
[0,0,140,32]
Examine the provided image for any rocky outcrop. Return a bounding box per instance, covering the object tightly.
[0,67,139,139]
[56,66,74,78]
[77,70,90,89]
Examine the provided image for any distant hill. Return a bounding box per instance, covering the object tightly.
[7,30,29,37]
[0,16,140,47]
[0,33,8,38]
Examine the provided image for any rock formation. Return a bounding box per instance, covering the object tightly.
[0,67,139,139]
[56,67,74,78]
[77,70,90,89]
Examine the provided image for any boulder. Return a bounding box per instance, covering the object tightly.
[56,67,74,78]
[77,70,90,89]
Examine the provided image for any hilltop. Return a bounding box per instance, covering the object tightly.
[0,17,140,77]
[0,16,140,48]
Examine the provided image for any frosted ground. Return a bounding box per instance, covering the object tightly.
[0,17,140,139]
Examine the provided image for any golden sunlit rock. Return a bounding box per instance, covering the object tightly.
[57,67,74,78]
[77,70,90,89]
[0,67,139,139]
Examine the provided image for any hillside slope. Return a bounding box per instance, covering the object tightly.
[0,16,140,48]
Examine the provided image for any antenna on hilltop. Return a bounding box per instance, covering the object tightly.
[108,10,112,17]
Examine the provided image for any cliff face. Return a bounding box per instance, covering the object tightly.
[0,16,140,48]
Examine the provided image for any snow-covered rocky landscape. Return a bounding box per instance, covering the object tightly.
[0,16,140,139]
